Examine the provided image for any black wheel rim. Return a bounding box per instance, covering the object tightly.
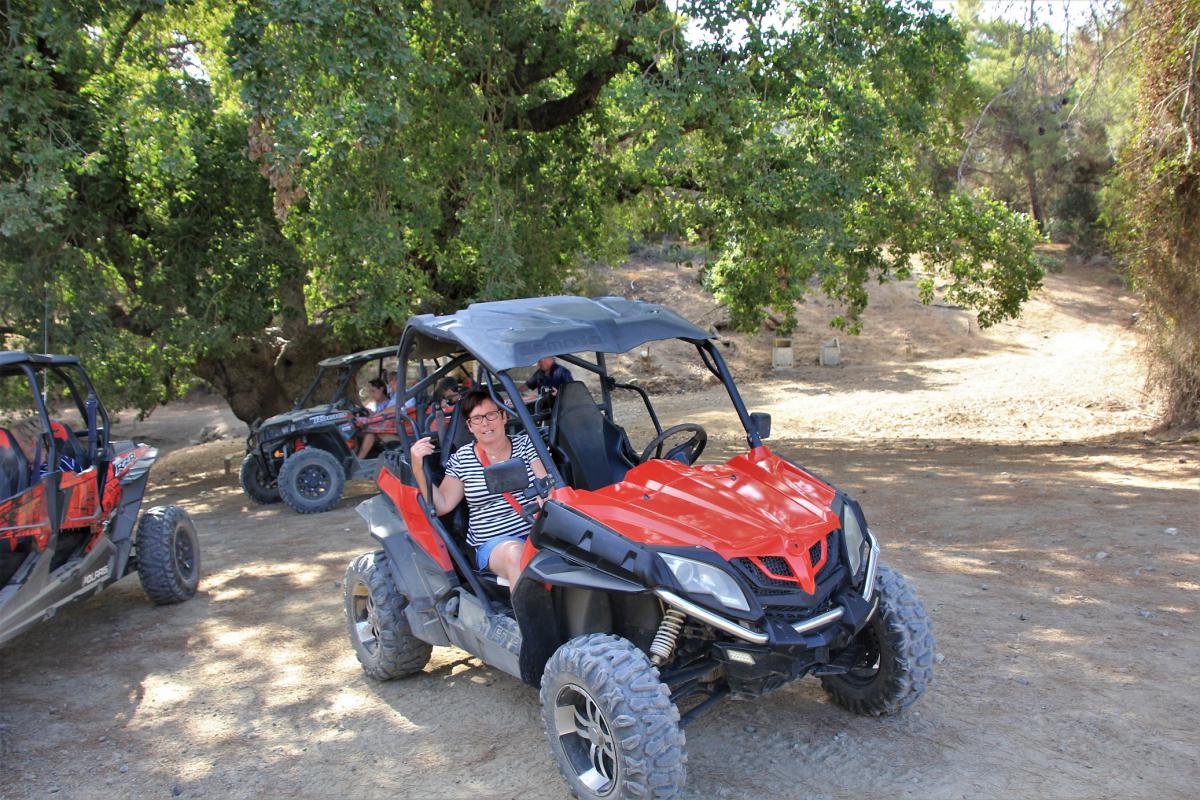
[174,527,196,579]
[296,463,331,499]
[840,621,883,687]
[554,683,618,796]
[350,581,378,654]
[256,462,277,490]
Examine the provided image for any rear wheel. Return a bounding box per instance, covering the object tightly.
[820,562,934,715]
[136,506,200,605]
[278,447,345,514]
[541,634,686,800]
[344,551,431,680]
[239,453,281,504]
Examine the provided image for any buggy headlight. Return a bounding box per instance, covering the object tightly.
[660,554,750,612]
[842,503,865,577]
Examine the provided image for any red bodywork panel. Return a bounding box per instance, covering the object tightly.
[0,442,154,556]
[377,467,453,571]
[388,444,840,594]
[0,483,52,551]
[554,446,839,593]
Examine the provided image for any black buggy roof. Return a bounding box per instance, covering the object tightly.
[0,352,81,369]
[404,296,711,370]
[316,345,398,369]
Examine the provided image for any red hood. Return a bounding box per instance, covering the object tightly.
[553,446,840,593]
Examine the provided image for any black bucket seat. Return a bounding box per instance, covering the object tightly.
[0,428,30,500]
[549,382,637,491]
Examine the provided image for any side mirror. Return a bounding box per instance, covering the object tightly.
[749,412,772,440]
[484,458,531,495]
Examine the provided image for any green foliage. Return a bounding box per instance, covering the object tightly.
[2,0,1044,419]
[230,0,1041,336]
[954,0,1135,255]
[0,0,305,412]
[1104,0,1200,428]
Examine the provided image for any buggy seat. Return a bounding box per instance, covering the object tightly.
[0,428,30,500]
[48,421,86,471]
[549,381,637,491]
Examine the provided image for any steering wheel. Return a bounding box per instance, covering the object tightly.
[530,391,555,426]
[639,423,708,465]
[334,396,369,415]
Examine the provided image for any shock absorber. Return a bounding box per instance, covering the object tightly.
[649,608,687,665]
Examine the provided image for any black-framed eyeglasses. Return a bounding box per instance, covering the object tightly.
[467,409,502,426]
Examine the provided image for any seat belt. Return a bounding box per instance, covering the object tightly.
[474,440,525,517]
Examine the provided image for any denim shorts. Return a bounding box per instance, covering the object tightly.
[475,534,528,572]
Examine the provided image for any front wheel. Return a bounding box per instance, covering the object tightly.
[541,634,686,800]
[239,453,281,505]
[820,562,935,715]
[135,505,201,605]
[277,447,345,514]
[344,551,432,680]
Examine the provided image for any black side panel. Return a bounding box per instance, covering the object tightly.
[523,550,645,595]
[112,473,148,577]
[512,578,559,686]
[532,501,665,587]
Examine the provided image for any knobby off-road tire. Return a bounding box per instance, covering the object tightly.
[239,453,281,505]
[278,447,345,514]
[820,561,935,715]
[541,633,686,800]
[344,551,431,680]
[136,505,201,605]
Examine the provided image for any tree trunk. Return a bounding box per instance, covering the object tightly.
[1024,158,1046,233]
[192,324,345,426]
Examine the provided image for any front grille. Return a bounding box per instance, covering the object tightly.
[759,556,793,577]
[808,541,822,568]
[732,557,796,590]
[764,600,835,624]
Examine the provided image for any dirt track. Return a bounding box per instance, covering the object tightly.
[1,260,1198,799]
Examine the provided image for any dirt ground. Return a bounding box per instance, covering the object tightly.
[1,256,1197,799]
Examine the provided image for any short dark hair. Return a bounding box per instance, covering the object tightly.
[459,388,498,420]
[368,377,386,391]
[437,377,461,396]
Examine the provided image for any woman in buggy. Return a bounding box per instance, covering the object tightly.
[408,388,549,587]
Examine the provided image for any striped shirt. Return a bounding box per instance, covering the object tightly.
[445,433,540,548]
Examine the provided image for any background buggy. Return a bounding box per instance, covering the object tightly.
[0,353,199,645]
[239,346,406,514]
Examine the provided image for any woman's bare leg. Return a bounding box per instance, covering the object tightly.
[488,540,525,587]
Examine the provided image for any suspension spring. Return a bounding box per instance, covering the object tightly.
[649,608,687,665]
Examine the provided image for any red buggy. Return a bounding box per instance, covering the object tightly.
[343,298,934,799]
[0,353,199,645]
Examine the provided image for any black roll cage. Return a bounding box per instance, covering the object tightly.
[390,328,762,491]
[294,355,392,410]
[1,361,111,465]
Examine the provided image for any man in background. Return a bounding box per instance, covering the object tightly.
[525,356,572,396]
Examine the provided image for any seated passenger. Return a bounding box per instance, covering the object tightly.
[11,418,78,477]
[410,389,549,587]
[356,378,398,458]
[382,372,401,412]
[429,377,462,433]
[437,377,463,412]
[525,356,572,398]
[363,378,389,412]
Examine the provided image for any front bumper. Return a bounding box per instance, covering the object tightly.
[654,530,881,648]
[655,532,881,698]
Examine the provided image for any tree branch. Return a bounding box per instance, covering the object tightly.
[108,10,145,67]
[509,0,658,133]
[107,304,155,337]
